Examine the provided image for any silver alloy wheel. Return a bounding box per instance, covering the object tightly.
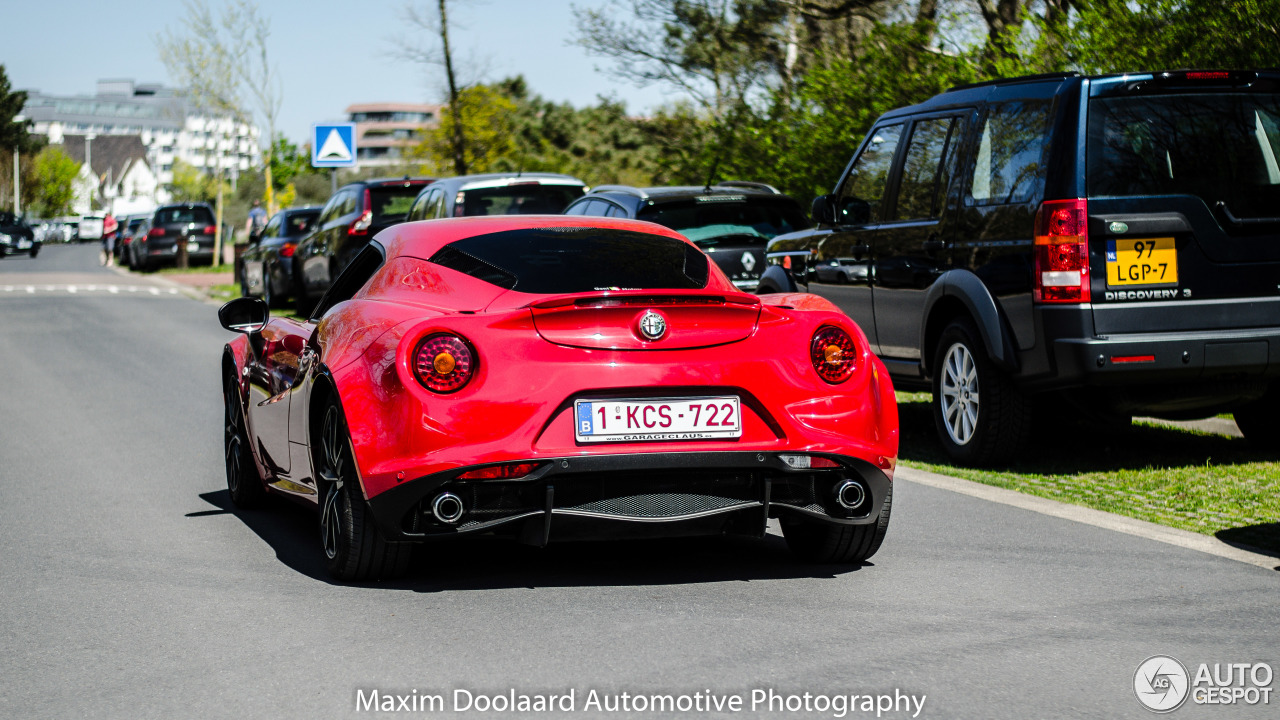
[939,341,980,446]
[224,380,244,494]
[319,406,346,561]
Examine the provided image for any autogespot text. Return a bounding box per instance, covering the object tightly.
[355,687,927,717]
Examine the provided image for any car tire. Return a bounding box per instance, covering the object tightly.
[1234,386,1280,449]
[316,400,412,581]
[931,319,1032,465]
[781,484,892,564]
[224,374,265,508]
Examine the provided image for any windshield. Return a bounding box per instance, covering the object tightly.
[1087,92,1280,218]
[156,207,214,225]
[370,187,426,225]
[286,211,320,234]
[638,197,810,247]
[428,227,709,293]
[459,184,585,216]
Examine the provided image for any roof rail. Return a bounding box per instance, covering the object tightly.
[947,71,1080,93]
[715,180,780,194]
[591,184,648,199]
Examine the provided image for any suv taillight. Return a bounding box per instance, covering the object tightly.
[348,210,372,236]
[148,227,166,238]
[1033,198,1090,303]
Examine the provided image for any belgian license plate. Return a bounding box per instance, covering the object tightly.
[1106,237,1178,286]
[574,396,742,442]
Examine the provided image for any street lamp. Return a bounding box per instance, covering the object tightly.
[85,133,96,213]
[12,114,23,216]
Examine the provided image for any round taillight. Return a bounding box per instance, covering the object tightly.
[810,325,857,383]
[413,334,475,393]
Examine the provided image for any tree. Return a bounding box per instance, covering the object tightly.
[411,85,517,174]
[157,0,283,264]
[393,0,471,174]
[0,65,37,154]
[168,159,224,204]
[28,147,79,217]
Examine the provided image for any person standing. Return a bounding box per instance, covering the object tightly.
[100,213,118,266]
[245,199,268,244]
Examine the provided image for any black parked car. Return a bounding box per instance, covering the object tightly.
[763,69,1280,463]
[292,177,434,313]
[0,211,39,258]
[114,214,148,264]
[565,182,810,293]
[405,172,586,221]
[239,206,321,307]
[128,203,218,271]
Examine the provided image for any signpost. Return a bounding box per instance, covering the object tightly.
[312,123,356,195]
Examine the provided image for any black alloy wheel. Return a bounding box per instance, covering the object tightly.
[224,374,264,508]
[1234,385,1280,451]
[316,401,411,581]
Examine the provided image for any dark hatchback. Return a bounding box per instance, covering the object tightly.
[239,206,321,307]
[0,211,39,258]
[565,182,811,292]
[129,203,218,270]
[292,177,434,313]
[405,172,586,221]
[763,69,1280,463]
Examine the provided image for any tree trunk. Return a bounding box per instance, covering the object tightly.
[438,0,467,175]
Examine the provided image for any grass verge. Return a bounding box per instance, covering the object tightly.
[894,392,1280,556]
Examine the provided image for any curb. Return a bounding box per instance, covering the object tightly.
[895,465,1280,571]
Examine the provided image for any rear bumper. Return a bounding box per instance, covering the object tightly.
[365,451,892,543]
[1051,328,1280,384]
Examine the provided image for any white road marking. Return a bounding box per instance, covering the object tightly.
[108,286,119,294]
[0,283,181,297]
[3,286,11,292]
[26,286,34,293]
[149,288,160,295]
[67,285,77,293]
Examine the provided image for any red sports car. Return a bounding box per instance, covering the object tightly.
[219,216,898,580]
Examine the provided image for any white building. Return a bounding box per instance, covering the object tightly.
[59,134,164,216]
[21,79,261,187]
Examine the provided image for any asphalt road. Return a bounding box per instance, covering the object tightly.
[1,244,1277,719]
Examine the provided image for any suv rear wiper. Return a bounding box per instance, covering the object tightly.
[1216,201,1280,227]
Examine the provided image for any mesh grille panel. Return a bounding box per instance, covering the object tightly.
[564,493,752,518]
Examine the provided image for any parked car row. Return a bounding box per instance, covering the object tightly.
[229,68,1279,468]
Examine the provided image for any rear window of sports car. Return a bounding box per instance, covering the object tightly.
[427,227,709,293]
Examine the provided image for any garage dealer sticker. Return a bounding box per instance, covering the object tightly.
[356,687,927,717]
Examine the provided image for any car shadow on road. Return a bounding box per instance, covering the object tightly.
[191,490,872,590]
[895,399,1272,474]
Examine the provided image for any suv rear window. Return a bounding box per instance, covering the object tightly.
[370,187,425,225]
[1088,93,1280,219]
[428,227,709,293]
[459,185,584,216]
[156,207,214,225]
[637,197,810,247]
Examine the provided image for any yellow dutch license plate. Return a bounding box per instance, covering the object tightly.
[1106,237,1178,286]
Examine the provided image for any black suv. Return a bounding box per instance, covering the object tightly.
[129,203,218,271]
[405,172,586,221]
[764,70,1280,463]
[566,182,811,292]
[293,177,434,312]
[239,206,322,307]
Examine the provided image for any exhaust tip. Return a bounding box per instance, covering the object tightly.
[834,480,866,511]
[432,492,465,524]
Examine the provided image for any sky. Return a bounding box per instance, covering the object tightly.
[3,0,678,144]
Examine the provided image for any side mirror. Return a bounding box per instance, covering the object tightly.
[218,296,269,334]
[811,194,837,225]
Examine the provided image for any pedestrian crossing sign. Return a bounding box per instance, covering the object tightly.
[311,124,357,168]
